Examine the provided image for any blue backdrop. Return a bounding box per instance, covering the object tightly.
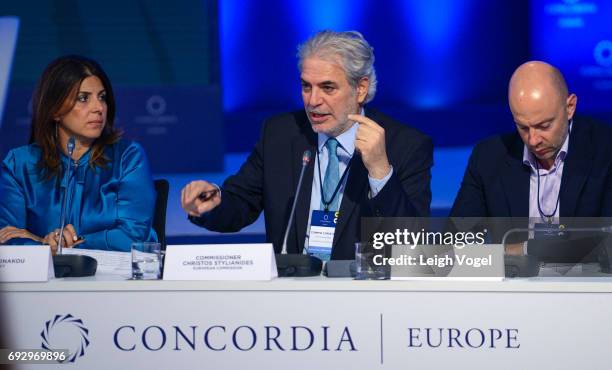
[2,0,610,161]
[531,0,612,112]
[221,0,532,151]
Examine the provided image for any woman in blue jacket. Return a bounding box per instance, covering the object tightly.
[0,55,157,253]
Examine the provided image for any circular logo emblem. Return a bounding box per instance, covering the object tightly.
[594,40,612,67]
[41,314,90,363]
[145,95,167,116]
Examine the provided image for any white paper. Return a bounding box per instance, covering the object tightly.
[62,248,131,275]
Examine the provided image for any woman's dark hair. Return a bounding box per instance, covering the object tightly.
[29,55,121,178]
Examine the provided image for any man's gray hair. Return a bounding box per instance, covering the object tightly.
[297,30,377,104]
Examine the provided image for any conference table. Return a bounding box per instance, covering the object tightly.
[2,273,612,369]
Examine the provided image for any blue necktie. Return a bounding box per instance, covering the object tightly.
[321,138,340,211]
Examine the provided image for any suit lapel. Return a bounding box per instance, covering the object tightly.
[560,121,592,217]
[501,135,530,217]
[291,116,317,254]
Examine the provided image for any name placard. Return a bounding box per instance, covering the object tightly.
[0,246,54,282]
[163,244,278,281]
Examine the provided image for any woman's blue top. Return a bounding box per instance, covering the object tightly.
[0,140,158,251]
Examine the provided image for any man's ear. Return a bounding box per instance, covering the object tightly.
[566,93,578,120]
[356,77,369,105]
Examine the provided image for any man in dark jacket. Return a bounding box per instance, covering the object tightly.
[181,30,432,260]
[452,61,612,219]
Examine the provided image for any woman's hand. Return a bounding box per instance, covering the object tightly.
[0,226,43,244]
[42,224,85,255]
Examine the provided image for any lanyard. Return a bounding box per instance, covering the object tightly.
[535,160,560,224]
[534,123,571,223]
[316,148,352,212]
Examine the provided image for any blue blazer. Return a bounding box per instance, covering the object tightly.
[0,140,158,251]
[450,118,612,217]
[191,108,433,259]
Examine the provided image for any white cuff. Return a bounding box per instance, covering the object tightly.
[368,166,393,198]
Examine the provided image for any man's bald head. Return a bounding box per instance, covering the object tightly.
[508,61,568,107]
[508,61,577,170]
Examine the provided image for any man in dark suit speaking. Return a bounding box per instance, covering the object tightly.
[451,61,612,220]
[181,30,432,260]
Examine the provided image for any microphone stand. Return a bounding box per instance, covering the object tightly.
[56,137,75,255]
[275,150,322,277]
[52,137,97,278]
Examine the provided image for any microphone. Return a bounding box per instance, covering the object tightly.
[281,150,311,254]
[57,137,75,255]
[275,150,322,277]
[52,137,97,277]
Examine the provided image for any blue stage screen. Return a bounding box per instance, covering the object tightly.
[531,0,612,112]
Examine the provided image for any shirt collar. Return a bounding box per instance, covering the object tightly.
[317,108,363,156]
[522,120,572,171]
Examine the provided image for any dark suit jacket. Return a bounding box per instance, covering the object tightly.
[450,118,612,217]
[191,108,433,259]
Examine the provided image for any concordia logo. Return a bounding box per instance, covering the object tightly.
[40,314,91,363]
